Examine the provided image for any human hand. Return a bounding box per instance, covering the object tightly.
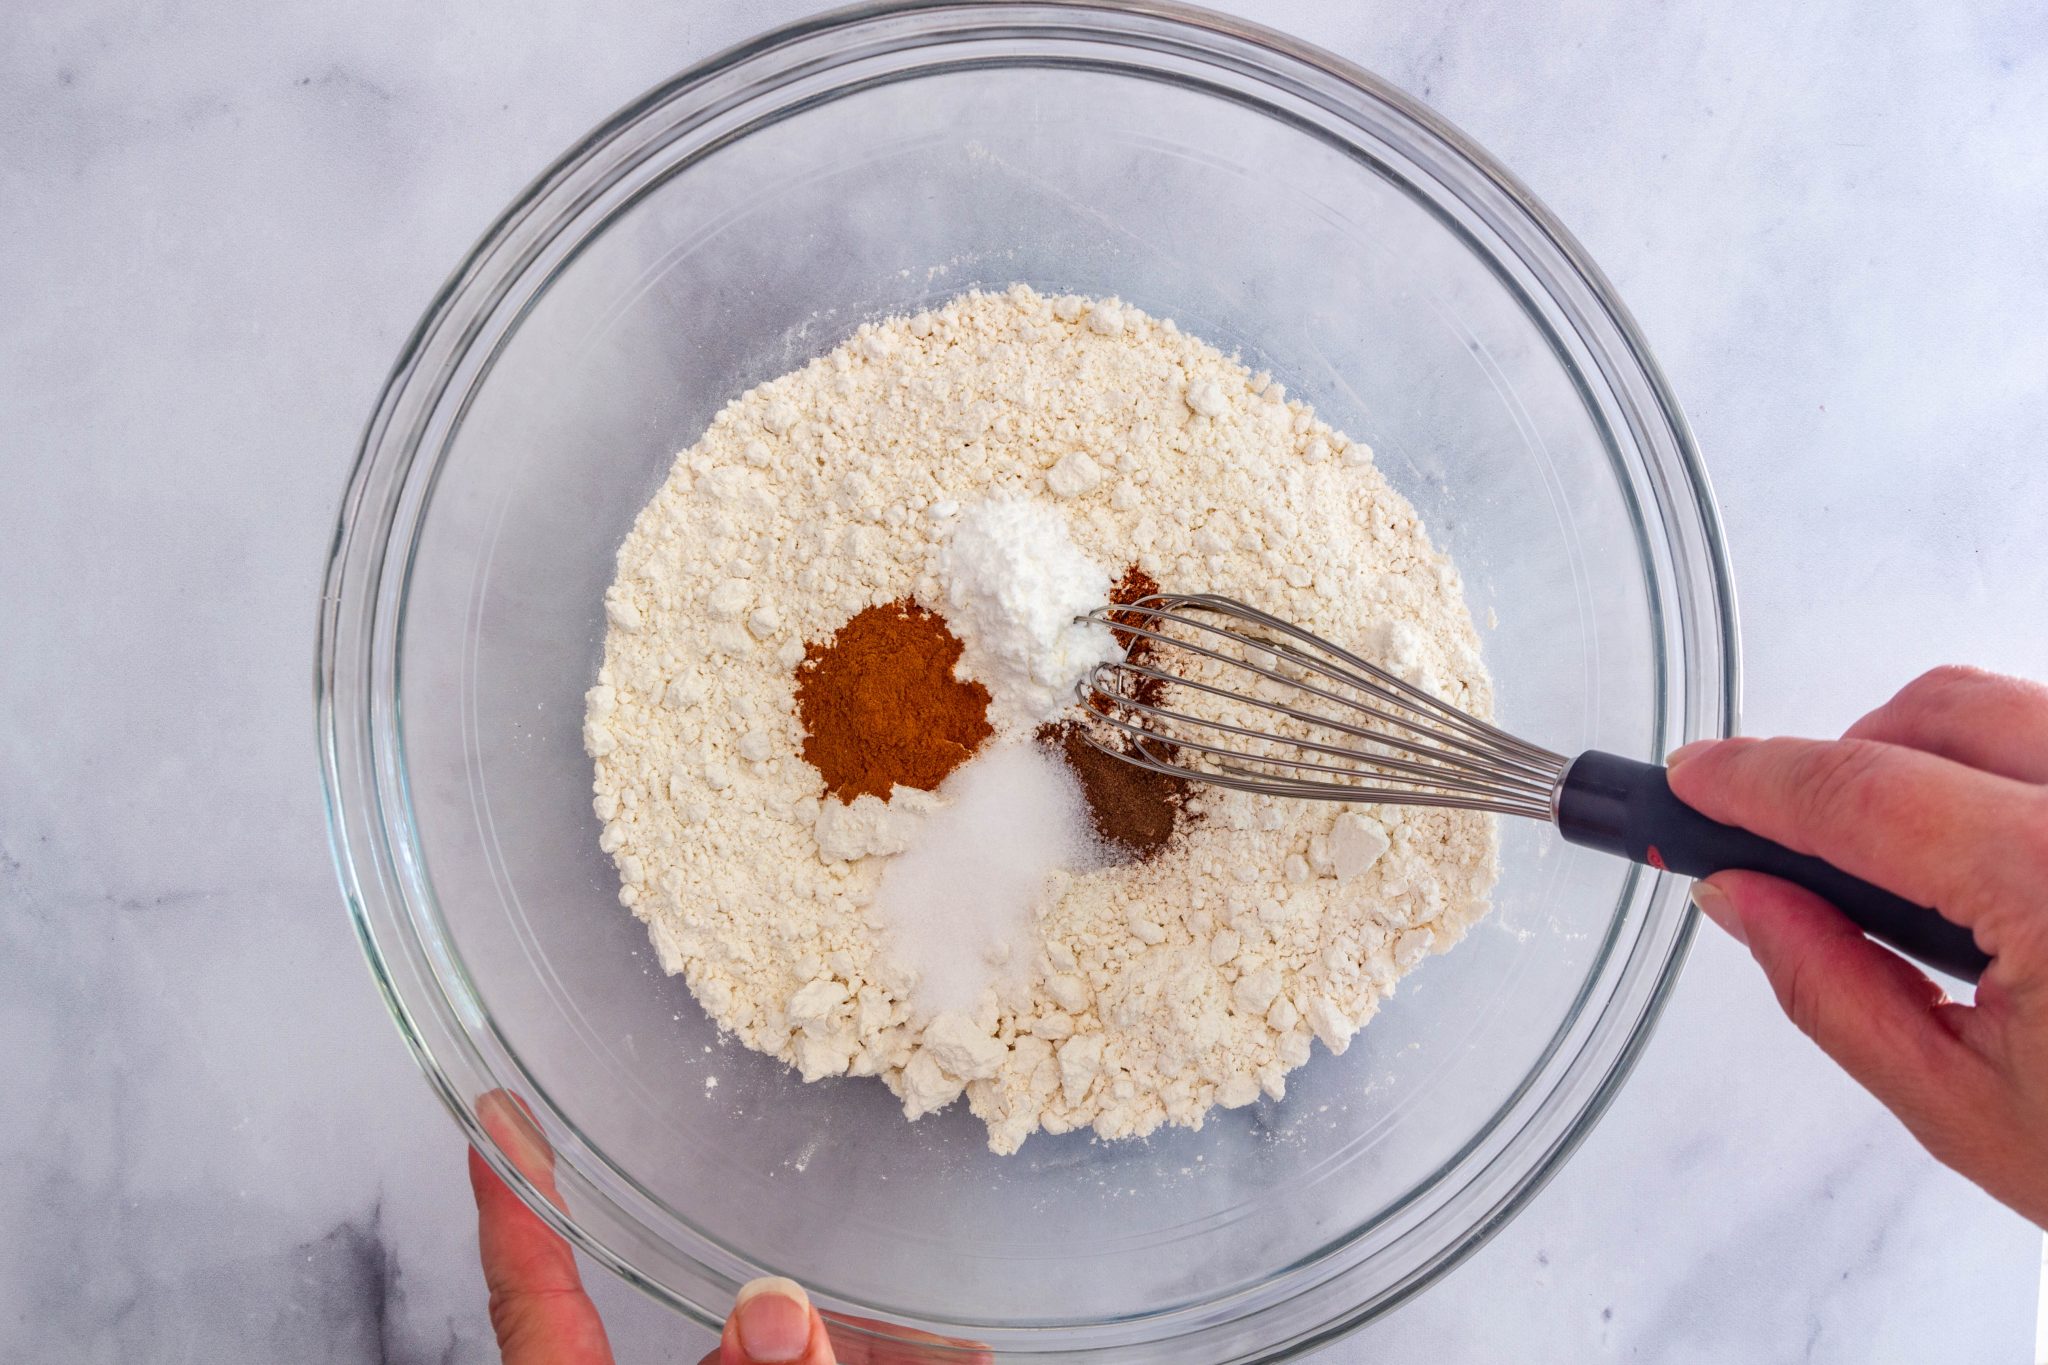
[470,1088,829,1364]
[1666,665,2048,1227]
[468,1091,615,1364]
[469,1089,990,1363]
[691,1287,994,1365]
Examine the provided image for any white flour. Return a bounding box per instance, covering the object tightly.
[588,286,1497,1152]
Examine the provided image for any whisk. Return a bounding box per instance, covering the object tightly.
[1079,593,1988,983]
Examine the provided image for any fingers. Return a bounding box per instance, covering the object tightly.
[710,1278,836,1365]
[696,1280,997,1365]
[1692,872,2001,1167]
[1844,665,2048,784]
[476,1090,561,1202]
[470,1149,615,1364]
[1666,735,2046,942]
[470,1092,616,1365]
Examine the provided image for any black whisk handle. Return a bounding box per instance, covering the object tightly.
[1555,751,1989,984]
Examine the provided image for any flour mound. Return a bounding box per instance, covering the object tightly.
[588,287,1497,1153]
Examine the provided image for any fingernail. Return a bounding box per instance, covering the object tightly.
[1665,740,1717,768]
[735,1276,812,1363]
[476,1090,552,1177]
[1690,880,1747,946]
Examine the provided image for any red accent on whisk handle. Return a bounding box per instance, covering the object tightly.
[1555,751,1989,984]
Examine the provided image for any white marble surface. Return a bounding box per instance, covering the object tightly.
[4,1,2044,1360]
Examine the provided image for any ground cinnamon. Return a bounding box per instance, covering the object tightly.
[795,600,992,802]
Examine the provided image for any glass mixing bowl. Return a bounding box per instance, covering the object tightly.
[318,3,1737,1359]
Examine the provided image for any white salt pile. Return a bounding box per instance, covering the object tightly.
[873,742,1102,1020]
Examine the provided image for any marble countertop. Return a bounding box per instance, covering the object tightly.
[4,1,2043,1360]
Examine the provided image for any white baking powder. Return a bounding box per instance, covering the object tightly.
[937,497,1123,732]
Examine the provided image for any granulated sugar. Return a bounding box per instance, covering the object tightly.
[873,743,1100,1021]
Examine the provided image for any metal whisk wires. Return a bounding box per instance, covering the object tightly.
[1079,594,1568,818]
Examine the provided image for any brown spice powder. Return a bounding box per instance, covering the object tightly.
[1036,720,1192,863]
[795,600,992,803]
[1047,563,1196,860]
[1105,564,1161,645]
[1101,564,1169,712]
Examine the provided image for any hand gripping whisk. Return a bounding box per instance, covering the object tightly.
[1079,593,1988,982]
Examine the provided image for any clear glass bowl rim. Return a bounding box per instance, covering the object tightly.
[316,2,1741,1359]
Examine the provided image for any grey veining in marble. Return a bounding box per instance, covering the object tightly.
[3,1,2042,1361]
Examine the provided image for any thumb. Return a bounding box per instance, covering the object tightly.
[703,1278,836,1365]
[1693,871,1988,1143]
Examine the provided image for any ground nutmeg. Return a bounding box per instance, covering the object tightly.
[1035,720,1192,863]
